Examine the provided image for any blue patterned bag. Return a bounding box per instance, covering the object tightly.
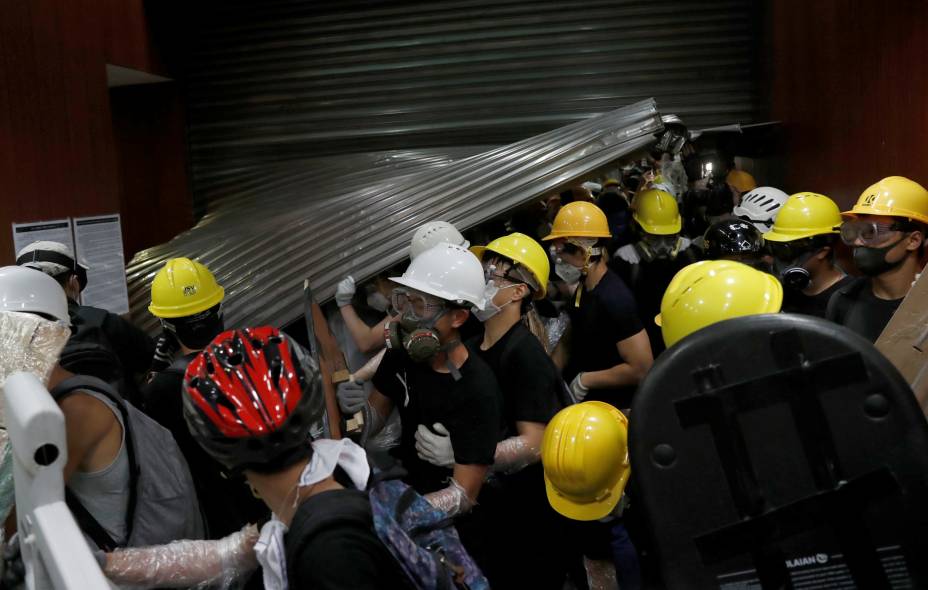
[368,478,489,590]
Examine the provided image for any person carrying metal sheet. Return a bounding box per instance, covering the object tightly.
[413,233,573,588]
[612,189,698,358]
[141,258,268,541]
[544,201,654,409]
[336,243,502,566]
[827,176,928,341]
[335,220,469,355]
[763,192,854,317]
[16,240,155,404]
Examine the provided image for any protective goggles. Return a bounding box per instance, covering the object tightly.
[551,237,600,256]
[390,288,445,321]
[840,220,909,246]
[482,260,538,292]
[766,239,818,262]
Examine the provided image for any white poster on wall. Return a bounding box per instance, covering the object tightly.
[73,214,130,315]
[11,219,75,260]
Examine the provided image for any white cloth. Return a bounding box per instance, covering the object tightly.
[254,438,371,590]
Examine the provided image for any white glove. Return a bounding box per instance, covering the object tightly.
[415,423,454,468]
[570,372,590,402]
[335,275,356,307]
[337,380,368,414]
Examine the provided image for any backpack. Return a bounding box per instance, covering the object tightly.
[50,375,205,551]
[367,476,489,590]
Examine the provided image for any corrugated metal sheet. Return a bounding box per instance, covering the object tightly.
[178,0,760,193]
[126,99,665,332]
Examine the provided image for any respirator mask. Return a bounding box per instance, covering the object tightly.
[385,289,449,363]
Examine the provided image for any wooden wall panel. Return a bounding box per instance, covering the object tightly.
[767,0,928,208]
[0,0,188,265]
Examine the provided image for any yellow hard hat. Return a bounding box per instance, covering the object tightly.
[726,170,757,193]
[471,232,550,298]
[542,401,630,521]
[763,192,842,242]
[149,257,225,319]
[632,189,681,235]
[603,178,620,187]
[542,202,612,241]
[842,176,928,225]
[656,260,783,348]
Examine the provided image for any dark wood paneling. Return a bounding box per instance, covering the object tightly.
[0,0,188,264]
[110,83,192,258]
[767,0,928,208]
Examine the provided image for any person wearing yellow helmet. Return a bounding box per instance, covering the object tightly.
[142,258,266,538]
[414,233,570,588]
[657,260,783,348]
[613,189,697,357]
[541,401,640,589]
[763,192,854,318]
[726,169,757,204]
[827,176,928,342]
[543,202,654,410]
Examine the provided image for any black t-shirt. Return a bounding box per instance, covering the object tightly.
[286,488,411,590]
[372,347,502,494]
[826,277,903,342]
[611,249,696,358]
[782,274,855,318]
[140,354,267,538]
[468,322,561,438]
[565,269,644,408]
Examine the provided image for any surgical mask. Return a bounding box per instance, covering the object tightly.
[554,259,582,283]
[472,281,519,322]
[853,235,909,277]
[366,291,390,313]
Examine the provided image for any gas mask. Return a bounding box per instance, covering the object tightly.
[852,235,910,277]
[385,310,446,363]
[773,254,813,291]
[638,235,681,262]
[162,304,224,350]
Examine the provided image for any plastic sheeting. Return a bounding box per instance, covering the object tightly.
[126,99,665,333]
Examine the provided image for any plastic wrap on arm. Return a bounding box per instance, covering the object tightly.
[103,524,259,589]
[424,478,474,518]
[0,311,70,389]
[351,347,386,384]
[543,311,570,354]
[492,434,540,475]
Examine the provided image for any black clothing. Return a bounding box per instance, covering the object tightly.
[68,299,154,375]
[468,322,561,437]
[782,274,855,318]
[565,270,644,408]
[611,248,697,358]
[372,347,502,494]
[140,354,267,538]
[285,488,411,590]
[826,277,903,342]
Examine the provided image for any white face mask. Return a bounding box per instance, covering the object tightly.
[554,259,583,284]
[472,281,519,322]
[366,291,390,313]
[254,438,371,590]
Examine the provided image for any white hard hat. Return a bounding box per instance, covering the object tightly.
[0,266,70,323]
[16,240,90,291]
[390,243,486,310]
[409,221,469,260]
[733,186,790,233]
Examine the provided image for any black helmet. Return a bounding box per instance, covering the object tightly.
[703,219,764,259]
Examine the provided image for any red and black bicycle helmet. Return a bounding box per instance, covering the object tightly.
[182,326,326,474]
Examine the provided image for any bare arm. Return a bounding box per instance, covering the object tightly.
[338,305,391,353]
[580,329,654,390]
[366,388,395,436]
[59,393,122,482]
[452,463,490,503]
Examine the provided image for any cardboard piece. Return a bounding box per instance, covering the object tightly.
[874,271,928,414]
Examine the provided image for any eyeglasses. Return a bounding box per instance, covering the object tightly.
[840,220,907,246]
[391,288,445,321]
